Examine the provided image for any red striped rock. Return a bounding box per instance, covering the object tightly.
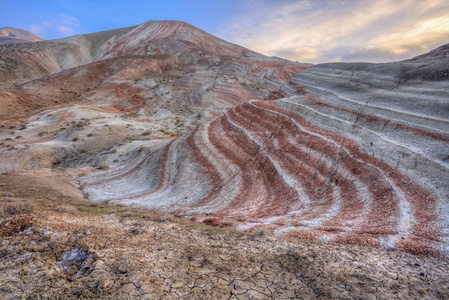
[81,43,449,256]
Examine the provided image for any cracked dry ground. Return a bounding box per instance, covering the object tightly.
[1,173,449,299]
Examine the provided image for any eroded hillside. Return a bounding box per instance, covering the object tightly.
[0,20,448,261]
[81,44,449,256]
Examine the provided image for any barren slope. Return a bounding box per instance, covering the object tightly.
[0,21,306,176]
[0,27,45,45]
[0,21,305,88]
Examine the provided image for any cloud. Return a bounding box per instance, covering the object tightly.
[25,14,79,38]
[59,14,79,26]
[272,47,319,61]
[29,23,45,36]
[58,25,73,35]
[57,14,79,37]
[28,21,50,36]
[217,0,449,63]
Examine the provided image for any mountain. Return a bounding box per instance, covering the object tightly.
[0,21,306,87]
[0,27,45,44]
[0,21,306,128]
[0,21,448,258]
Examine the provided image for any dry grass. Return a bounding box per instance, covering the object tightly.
[0,171,246,239]
[54,205,78,213]
[1,201,34,217]
[0,214,39,237]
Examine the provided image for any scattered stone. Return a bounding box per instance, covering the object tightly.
[58,248,95,277]
[117,259,130,274]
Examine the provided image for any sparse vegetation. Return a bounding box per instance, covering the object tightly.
[158,129,176,136]
[124,112,138,118]
[0,214,38,237]
[54,205,78,213]
[1,201,34,216]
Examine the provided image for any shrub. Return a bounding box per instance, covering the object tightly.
[0,214,37,237]
[2,202,34,216]
[55,205,78,213]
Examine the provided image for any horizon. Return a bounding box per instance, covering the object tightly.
[1,0,448,64]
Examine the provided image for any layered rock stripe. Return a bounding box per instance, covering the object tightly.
[81,43,449,256]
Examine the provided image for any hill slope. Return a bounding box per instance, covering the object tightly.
[0,27,44,44]
[0,21,305,88]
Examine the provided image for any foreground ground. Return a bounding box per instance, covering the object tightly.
[0,171,448,299]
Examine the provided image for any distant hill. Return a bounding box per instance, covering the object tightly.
[0,27,45,44]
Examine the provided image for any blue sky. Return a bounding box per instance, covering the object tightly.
[1,0,448,63]
[0,0,249,38]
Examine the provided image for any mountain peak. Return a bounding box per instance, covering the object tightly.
[0,27,45,45]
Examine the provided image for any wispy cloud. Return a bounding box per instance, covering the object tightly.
[58,25,73,35]
[57,14,79,36]
[28,23,45,36]
[217,0,449,63]
[28,20,51,36]
[59,13,79,26]
[27,14,80,38]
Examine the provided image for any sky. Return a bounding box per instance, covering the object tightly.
[0,0,448,63]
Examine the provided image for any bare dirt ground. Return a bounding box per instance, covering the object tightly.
[0,171,448,299]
